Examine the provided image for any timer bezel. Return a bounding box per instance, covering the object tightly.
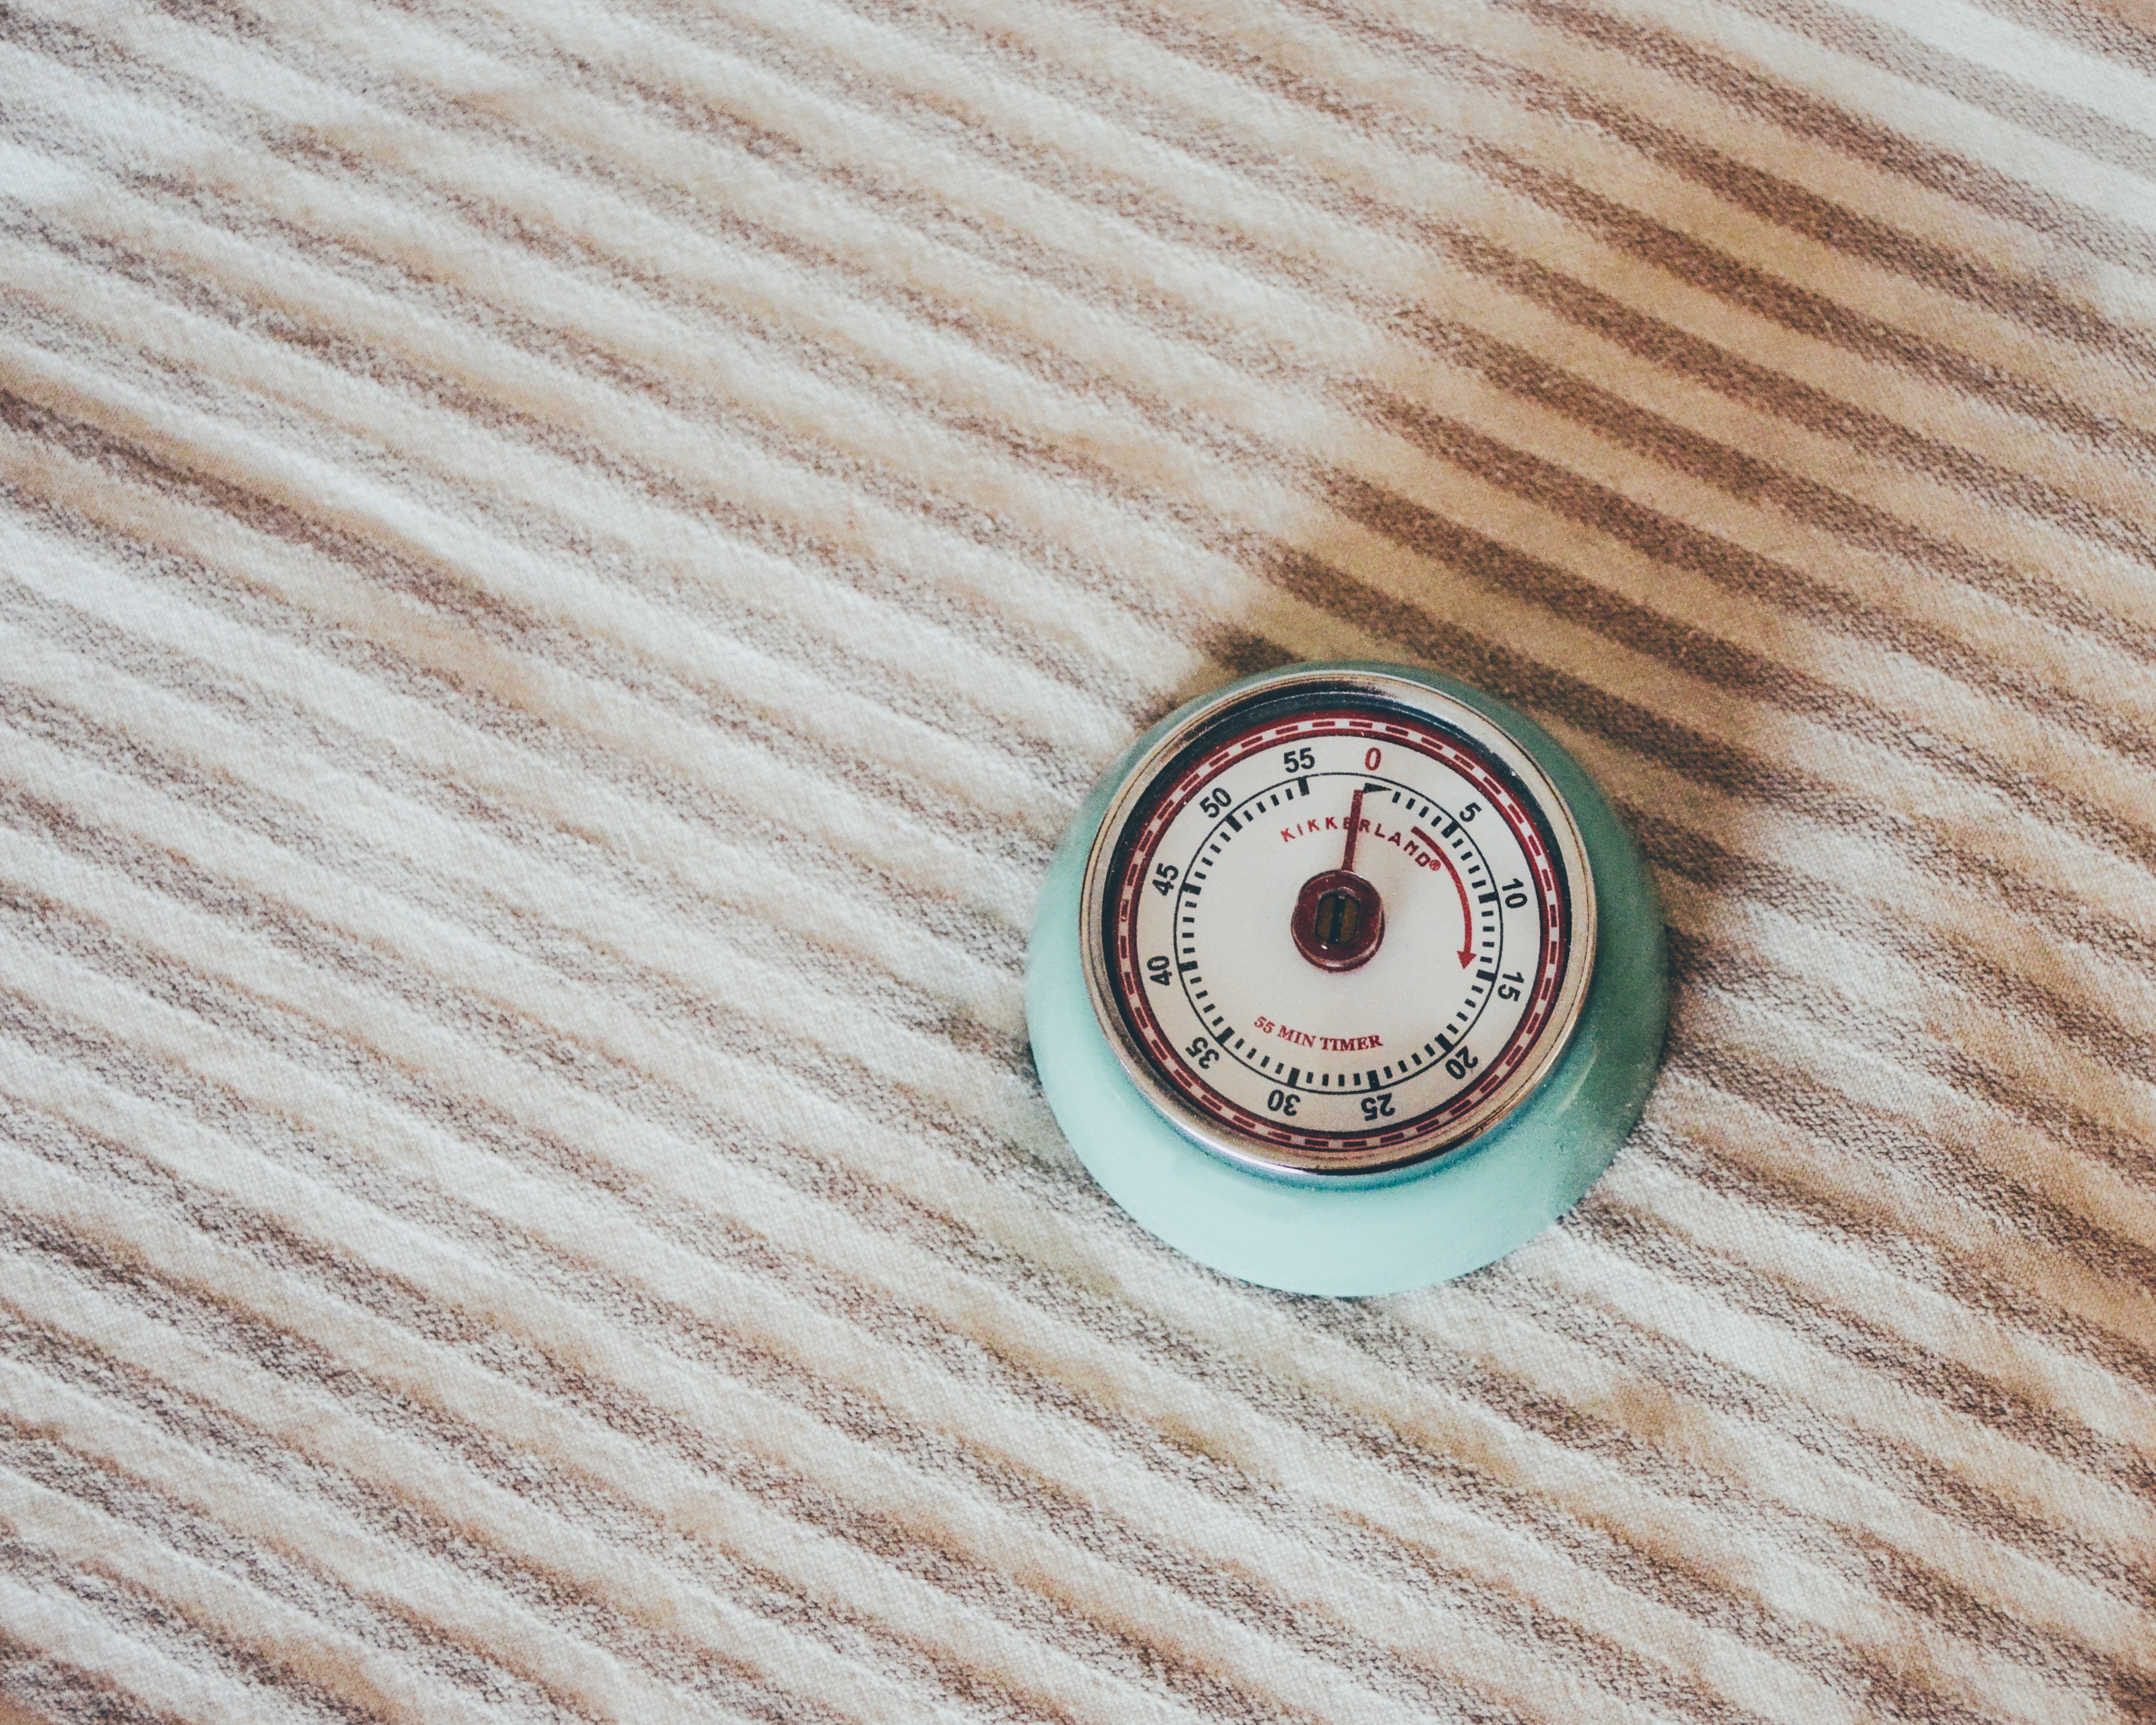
[1079,667,1597,1177]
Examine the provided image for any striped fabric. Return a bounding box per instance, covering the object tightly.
[2,0,2153,1718]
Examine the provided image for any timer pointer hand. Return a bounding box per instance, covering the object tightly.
[1291,787,1384,971]
[1412,825,1479,969]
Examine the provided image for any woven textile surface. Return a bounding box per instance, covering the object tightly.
[3,0,2154,1718]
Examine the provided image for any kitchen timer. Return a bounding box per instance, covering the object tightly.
[1025,661,1667,1295]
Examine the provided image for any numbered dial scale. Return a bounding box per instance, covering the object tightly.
[1081,670,1595,1176]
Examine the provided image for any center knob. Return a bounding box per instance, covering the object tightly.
[1291,869,1385,971]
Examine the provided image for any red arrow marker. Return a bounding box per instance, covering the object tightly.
[1411,825,1477,969]
[1341,787,1364,874]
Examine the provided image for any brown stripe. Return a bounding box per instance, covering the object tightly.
[1497,117,2156,371]
[811,0,2156,442]
[0,1392,1031,1725]
[1477,1244,2156,1614]
[121,0,2156,591]
[1497,0,2156,275]
[1667,923,2156,1187]
[5,3,2153,1719]
[1380,300,2156,666]
[41,672,2115,1632]
[13,1005,2139,1725]
[0,1420,595,1722]
[0,1439,578,1725]
[13,501,2154,1205]
[33,152,2155,821]
[1713,0,2156,183]
[0,275,1254,729]
[25,334,2156,1294]
[0,1057,2047,1725]
[0,330,1137,763]
[0,1626,197,1725]
[1060,0,2156,474]
[565,24,2156,683]
[1960,0,2156,80]
[1660,1026,2156,1333]
[0,674,1027,1077]
[13,1065,2139,1725]
[0,1195,1112,1725]
[0,1356,874,1725]
[0,346,1082,865]
[0,1516,410,1725]
[0,756,1037,1176]
[23,217,2156,922]
[1568,1193,2156,1509]
[1274,552,2156,973]
[0,1184,1610,1724]
[0,70,1275,703]
[1284,0,2156,362]
[0,821,1009,1232]
[0,656,1016,1022]
[758,4,2156,660]
[0,884,2070,1716]
[1363,335,2156,747]
[1300,1287,2155,1698]
[0,489,1048,961]
[1631,806,2156,1074]
[1459,141,2156,488]
[14,283,2153,1016]
[1630,1124,2156,1408]
[30,0,2154,819]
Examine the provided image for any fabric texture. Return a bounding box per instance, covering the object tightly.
[2,0,2154,1719]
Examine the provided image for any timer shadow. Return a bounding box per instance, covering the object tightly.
[1198,223,2025,1324]
[1163,136,2156,1648]
[1129,214,2089,1713]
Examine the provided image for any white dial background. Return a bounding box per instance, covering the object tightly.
[1108,710,1570,1159]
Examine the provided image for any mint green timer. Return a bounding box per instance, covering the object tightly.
[1026,662,1666,1296]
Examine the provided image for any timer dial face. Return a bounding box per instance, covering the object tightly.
[1081,672,1595,1175]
